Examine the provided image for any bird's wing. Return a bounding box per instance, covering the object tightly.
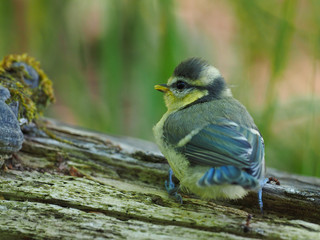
[165,118,264,178]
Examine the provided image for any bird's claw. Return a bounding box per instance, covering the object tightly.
[165,169,183,204]
[173,192,183,204]
[164,179,176,194]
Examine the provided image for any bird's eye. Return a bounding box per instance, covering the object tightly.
[176,81,186,90]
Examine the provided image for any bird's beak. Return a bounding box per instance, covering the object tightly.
[154,84,169,93]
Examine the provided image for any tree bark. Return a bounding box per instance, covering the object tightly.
[0,118,319,239]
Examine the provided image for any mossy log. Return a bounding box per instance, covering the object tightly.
[0,118,319,240]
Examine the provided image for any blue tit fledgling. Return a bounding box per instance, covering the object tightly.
[153,58,266,211]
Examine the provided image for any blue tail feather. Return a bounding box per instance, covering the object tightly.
[198,166,259,189]
[198,166,267,212]
[206,168,215,184]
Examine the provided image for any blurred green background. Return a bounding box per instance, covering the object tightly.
[0,0,319,177]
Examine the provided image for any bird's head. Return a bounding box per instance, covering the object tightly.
[155,58,232,112]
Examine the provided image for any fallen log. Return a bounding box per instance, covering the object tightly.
[0,118,319,239]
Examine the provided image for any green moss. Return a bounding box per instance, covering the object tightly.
[0,54,55,122]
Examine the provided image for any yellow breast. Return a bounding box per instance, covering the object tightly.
[153,111,190,181]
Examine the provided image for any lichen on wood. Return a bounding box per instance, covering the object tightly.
[0,54,55,122]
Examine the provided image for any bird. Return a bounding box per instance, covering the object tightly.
[153,57,267,212]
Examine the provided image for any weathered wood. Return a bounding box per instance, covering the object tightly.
[0,118,319,239]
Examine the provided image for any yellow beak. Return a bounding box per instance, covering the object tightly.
[154,84,169,93]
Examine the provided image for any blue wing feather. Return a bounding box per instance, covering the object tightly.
[179,119,264,180]
[188,123,252,162]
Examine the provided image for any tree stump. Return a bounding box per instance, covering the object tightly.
[0,118,319,239]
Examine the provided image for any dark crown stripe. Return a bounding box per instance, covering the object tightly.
[173,58,209,80]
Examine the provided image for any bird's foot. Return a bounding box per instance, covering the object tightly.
[258,177,280,214]
[258,178,269,215]
[165,168,183,204]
